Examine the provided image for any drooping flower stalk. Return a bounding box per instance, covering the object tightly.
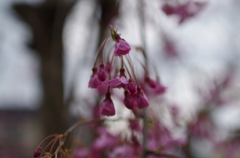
[93,36,111,66]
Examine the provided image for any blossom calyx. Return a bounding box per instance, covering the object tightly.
[109,25,121,41]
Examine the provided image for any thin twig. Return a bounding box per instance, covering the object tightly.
[94,36,111,66]
[41,137,60,157]
[64,118,103,136]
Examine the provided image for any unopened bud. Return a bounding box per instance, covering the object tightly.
[33,146,41,157]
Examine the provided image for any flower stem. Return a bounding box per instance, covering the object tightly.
[93,36,111,66]
[41,137,60,157]
[38,134,60,147]
[64,118,103,136]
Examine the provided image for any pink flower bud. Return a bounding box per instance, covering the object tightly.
[88,74,102,88]
[114,39,131,56]
[33,146,41,157]
[99,92,115,116]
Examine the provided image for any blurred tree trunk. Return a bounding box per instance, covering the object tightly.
[96,0,120,45]
[13,0,119,137]
[13,0,76,136]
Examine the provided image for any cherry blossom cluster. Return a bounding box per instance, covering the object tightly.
[88,25,164,116]
[162,1,206,24]
[33,111,185,158]
[72,114,185,158]
[31,1,240,158]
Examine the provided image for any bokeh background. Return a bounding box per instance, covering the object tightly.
[0,0,240,157]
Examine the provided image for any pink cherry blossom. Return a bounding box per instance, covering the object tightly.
[99,92,115,116]
[108,76,128,88]
[128,79,137,94]
[96,81,109,95]
[88,67,102,88]
[145,77,166,95]
[98,64,107,81]
[88,74,102,88]
[114,39,131,56]
[123,91,137,109]
[162,2,206,24]
[137,89,149,109]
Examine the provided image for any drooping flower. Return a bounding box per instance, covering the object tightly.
[108,76,128,88]
[137,88,149,109]
[110,25,130,56]
[98,64,107,81]
[128,79,137,94]
[149,80,166,95]
[108,68,129,88]
[123,91,137,109]
[114,39,131,56]
[88,67,102,88]
[99,91,115,116]
[97,81,109,95]
[145,77,166,95]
